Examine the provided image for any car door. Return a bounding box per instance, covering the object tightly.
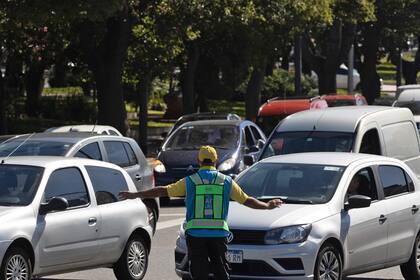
[102,140,144,190]
[36,167,100,268]
[344,166,388,272]
[377,165,419,264]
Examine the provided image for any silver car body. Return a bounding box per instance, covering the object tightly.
[175,153,420,279]
[0,156,152,277]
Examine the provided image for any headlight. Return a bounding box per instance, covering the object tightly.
[264,224,312,245]
[153,160,166,173]
[179,220,187,239]
[218,158,236,172]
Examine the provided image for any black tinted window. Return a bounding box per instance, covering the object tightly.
[104,141,130,167]
[44,168,89,207]
[346,168,378,201]
[379,165,409,197]
[360,129,381,155]
[75,142,102,160]
[123,143,138,166]
[0,140,73,156]
[86,166,128,205]
[251,126,263,141]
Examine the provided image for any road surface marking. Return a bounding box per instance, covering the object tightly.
[157,218,185,230]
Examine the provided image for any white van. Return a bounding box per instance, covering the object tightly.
[257,106,420,175]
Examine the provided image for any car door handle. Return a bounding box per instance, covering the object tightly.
[88,217,97,226]
[412,205,419,214]
[379,215,387,224]
[135,174,142,181]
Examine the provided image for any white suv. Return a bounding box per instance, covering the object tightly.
[0,157,152,280]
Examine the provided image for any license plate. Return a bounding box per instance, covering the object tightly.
[226,250,243,264]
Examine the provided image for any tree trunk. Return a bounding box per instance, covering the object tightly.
[138,74,152,155]
[25,61,45,117]
[317,68,337,95]
[80,13,131,135]
[182,42,199,114]
[359,24,381,104]
[0,75,7,134]
[245,59,267,121]
[402,36,420,84]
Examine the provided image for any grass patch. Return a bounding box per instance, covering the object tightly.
[208,100,245,118]
[129,120,174,128]
[43,87,83,96]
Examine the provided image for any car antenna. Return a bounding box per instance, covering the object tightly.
[1,133,35,164]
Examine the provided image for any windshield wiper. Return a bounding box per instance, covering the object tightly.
[257,196,314,204]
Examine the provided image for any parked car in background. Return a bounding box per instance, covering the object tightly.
[255,106,420,176]
[393,89,420,131]
[46,125,123,136]
[165,112,241,137]
[176,152,420,280]
[0,157,152,280]
[155,120,266,203]
[311,64,361,90]
[396,84,420,99]
[321,94,367,107]
[0,133,159,232]
[256,96,328,136]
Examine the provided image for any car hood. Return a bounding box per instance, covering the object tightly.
[227,202,332,230]
[159,149,236,167]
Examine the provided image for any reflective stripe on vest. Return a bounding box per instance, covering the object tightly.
[186,171,229,231]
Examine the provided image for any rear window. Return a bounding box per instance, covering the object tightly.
[0,140,74,157]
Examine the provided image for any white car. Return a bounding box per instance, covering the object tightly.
[175,152,420,280]
[310,64,361,91]
[46,125,122,136]
[0,157,152,280]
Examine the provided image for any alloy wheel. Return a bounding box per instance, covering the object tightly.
[5,255,29,280]
[416,238,420,274]
[319,250,340,280]
[127,241,147,279]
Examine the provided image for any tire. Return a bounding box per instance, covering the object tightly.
[0,246,32,280]
[400,234,420,280]
[314,243,342,280]
[146,204,157,234]
[114,235,149,280]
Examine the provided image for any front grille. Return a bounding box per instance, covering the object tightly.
[274,258,304,270]
[230,260,281,276]
[229,229,266,245]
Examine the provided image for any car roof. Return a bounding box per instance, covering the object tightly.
[396,89,420,102]
[0,156,120,169]
[277,106,401,132]
[9,132,127,144]
[321,94,360,100]
[260,152,396,166]
[178,119,243,126]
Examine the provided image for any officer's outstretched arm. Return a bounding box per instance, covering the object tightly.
[119,187,169,200]
[243,197,282,210]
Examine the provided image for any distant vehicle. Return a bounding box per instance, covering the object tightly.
[0,133,159,232]
[396,84,420,99]
[155,120,266,203]
[176,152,420,280]
[46,125,123,136]
[0,157,152,280]
[165,112,241,137]
[321,94,367,107]
[311,64,361,90]
[255,106,420,176]
[393,89,420,131]
[256,96,328,135]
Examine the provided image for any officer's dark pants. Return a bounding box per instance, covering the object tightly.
[186,235,230,280]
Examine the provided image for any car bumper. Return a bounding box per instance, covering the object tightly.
[174,236,318,279]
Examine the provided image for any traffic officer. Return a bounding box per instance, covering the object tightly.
[119,145,282,280]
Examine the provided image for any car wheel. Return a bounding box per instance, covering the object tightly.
[146,204,157,234]
[0,246,32,280]
[114,235,149,280]
[401,234,420,280]
[314,243,342,280]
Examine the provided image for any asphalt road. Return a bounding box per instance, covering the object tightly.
[40,200,406,280]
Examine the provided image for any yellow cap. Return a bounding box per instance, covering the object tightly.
[198,145,217,163]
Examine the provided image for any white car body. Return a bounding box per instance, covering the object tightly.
[47,125,122,136]
[310,64,361,91]
[0,157,152,279]
[175,153,420,279]
[396,85,420,99]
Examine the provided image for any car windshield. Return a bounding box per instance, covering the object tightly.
[394,101,420,115]
[0,140,74,157]
[0,165,44,206]
[164,125,239,150]
[260,131,353,160]
[237,163,345,204]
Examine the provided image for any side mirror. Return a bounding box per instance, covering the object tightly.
[39,197,69,215]
[243,155,255,166]
[256,139,266,149]
[344,195,371,211]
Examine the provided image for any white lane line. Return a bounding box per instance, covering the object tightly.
[157,218,185,230]
[160,213,185,217]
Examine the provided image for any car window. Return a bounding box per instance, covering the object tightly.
[379,165,409,197]
[109,130,119,136]
[359,129,381,155]
[337,68,348,75]
[244,126,255,147]
[250,126,263,141]
[104,141,130,167]
[405,171,415,192]
[123,142,138,166]
[346,167,378,201]
[382,122,419,159]
[75,142,102,160]
[86,166,128,205]
[0,140,74,157]
[44,167,89,208]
